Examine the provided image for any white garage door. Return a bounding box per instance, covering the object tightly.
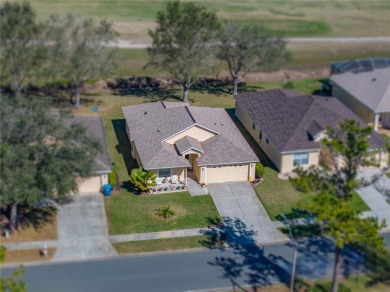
[206,165,249,184]
[77,176,102,193]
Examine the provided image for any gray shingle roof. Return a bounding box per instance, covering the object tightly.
[330,67,390,113]
[175,136,203,154]
[122,101,258,169]
[71,115,111,173]
[234,89,387,153]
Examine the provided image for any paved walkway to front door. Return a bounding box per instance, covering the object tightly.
[208,182,289,245]
[53,193,116,261]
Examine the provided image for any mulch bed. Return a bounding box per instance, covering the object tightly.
[251,178,264,188]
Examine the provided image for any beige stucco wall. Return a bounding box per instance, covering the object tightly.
[280,151,320,174]
[205,164,249,184]
[165,125,216,144]
[368,150,389,168]
[150,168,185,181]
[249,163,256,181]
[332,83,374,124]
[235,103,282,169]
[77,176,102,193]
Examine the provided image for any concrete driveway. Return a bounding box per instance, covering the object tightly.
[54,193,116,261]
[208,182,288,245]
[357,168,390,229]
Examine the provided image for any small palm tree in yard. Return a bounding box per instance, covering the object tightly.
[156,205,176,219]
[129,168,157,192]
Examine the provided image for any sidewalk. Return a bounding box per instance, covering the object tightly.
[109,228,214,243]
[3,218,315,250]
[2,240,58,251]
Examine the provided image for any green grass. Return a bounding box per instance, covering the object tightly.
[113,236,208,254]
[26,0,390,39]
[296,276,390,292]
[116,44,390,77]
[105,190,219,234]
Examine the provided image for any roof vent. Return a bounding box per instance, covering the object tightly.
[372,78,376,82]
[221,123,223,126]
[144,111,147,115]
[157,129,160,132]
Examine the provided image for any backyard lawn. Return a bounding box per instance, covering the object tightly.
[105,190,219,234]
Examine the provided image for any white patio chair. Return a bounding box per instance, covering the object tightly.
[170,175,178,184]
[155,177,163,186]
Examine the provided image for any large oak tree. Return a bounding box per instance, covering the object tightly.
[217,23,290,94]
[148,0,220,102]
[0,95,100,228]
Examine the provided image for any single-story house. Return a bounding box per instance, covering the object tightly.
[71,115,112,193]
[122,101,258,185]
[330,58,390,130]
[234,89,389,174]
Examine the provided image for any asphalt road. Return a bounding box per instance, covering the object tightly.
[6,234,389,292]
[111,37,390,48]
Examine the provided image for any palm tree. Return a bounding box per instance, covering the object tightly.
[156,205,176,219]
[129,168,157,192]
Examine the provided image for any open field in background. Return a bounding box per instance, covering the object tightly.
[14,0,390,40]
[115,42,390,78]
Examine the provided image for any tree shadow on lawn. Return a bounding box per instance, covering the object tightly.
[108,76,182,101]
[112,119,138,175]
[1,205,57,234]
[192,78,266,97]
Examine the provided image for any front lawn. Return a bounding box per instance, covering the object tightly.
[113,236,208,254]
[105,190,219,235]
[1,212,57,243]
[3,248,56,264]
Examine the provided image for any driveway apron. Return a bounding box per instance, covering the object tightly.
[54,193,116,261]
[208,182,288,245]
[357,168,390,228]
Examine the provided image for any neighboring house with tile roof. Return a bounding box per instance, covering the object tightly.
[329,60,390,131]
[234,89,389,174]
[122,102,258,185]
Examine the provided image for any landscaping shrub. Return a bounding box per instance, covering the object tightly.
[156,205,176,219]
[255,162,265,178]
[109,166,118,189]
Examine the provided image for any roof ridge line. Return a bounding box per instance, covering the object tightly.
[281,96,316,152]
[184,105,196,123]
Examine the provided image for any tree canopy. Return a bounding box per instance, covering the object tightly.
[290,120,385,292]
[0,95,101,228]
[0,2,118,104]
[0,1,47,94]
[216,23,291,94]
[49,14,118,107]
[148,0,220,102]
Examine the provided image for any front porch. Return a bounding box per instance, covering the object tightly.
[147,169,208,196]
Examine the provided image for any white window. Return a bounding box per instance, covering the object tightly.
[158,168,171,178]
[293,153,309,167]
